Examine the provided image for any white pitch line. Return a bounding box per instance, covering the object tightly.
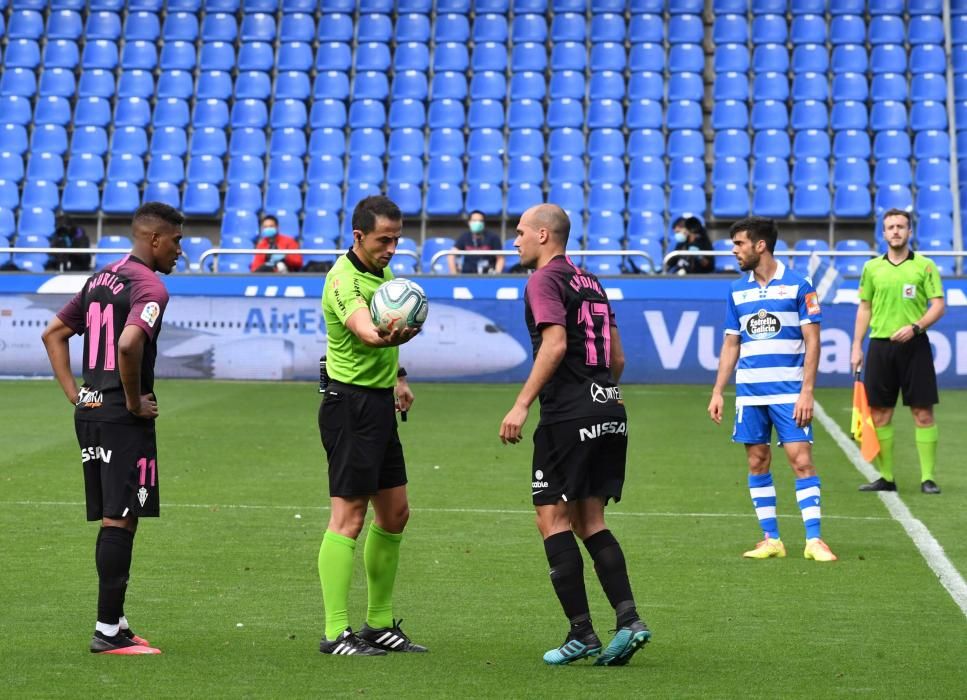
[814,400,967,619]
[3,500,888,522]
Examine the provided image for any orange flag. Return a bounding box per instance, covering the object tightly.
[851,375,880,462]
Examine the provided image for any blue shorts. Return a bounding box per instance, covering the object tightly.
[732,403,813,445]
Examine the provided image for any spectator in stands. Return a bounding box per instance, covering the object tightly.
[665,216,713,275]
[46,213,92,272]
[448,210,505,274]
[251,214,303,273]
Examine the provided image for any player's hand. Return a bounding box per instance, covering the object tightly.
[128,393,158,419]
[793,390,814,428]
[889,325,915,344]
[707,392,724,424]
[395,380,414,413]
[850,346,864,375]
[378,325,421,346]
[499,403,529,445]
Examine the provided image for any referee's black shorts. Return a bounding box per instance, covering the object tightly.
[531,416,628,507]
[76,418,159,521]
[318,381,407,498]
[865,335,939,408]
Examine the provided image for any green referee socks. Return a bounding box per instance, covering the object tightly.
[364,522,403,630]
[319,530,356,641]
[874,424,895,482]
[915,424,939,483]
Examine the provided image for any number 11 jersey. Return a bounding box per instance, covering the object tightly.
[56,254,169,423]
[524,255,625,425]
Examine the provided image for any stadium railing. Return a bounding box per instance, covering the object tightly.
[198,247,419,273]
[429,248,657,274]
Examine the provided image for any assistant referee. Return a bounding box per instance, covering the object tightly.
[851,209,946,494]
[316,195,427,656]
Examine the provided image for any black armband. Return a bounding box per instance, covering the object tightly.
[397,366,407,378]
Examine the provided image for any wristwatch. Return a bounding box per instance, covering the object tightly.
[911,324,922,335]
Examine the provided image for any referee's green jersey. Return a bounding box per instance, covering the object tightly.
[322,250,398,388]
[858,251,944,339]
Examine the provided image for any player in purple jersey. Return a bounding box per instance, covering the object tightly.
[499,204,651,667]
[41,202,183,655]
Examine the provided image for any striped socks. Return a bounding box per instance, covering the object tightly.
[748,473,780,540]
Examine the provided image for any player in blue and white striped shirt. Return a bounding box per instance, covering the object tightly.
[708,217,837,563]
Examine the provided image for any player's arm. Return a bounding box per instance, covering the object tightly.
[395,369,413,413]
[344,307,420,347]
[794,322,820,427]
[117,325,158,419]
[610,325,625,383]
[500,323,566,444]
[708,333,740,424]
[41,317,80,406]
[851,299,872,372]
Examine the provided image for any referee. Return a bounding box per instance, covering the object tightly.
[316,195,427,655]
[851,209,946,494]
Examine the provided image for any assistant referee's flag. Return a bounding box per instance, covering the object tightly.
[851,372,880,462]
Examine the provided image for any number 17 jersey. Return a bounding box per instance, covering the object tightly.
[524,255,625,425]
[56,254,169,424]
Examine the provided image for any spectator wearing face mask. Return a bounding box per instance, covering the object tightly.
[448,210,506,274]
[665,216,714,275]
[251,215,303,273]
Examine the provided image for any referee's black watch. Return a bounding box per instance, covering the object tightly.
[911,324,923,336]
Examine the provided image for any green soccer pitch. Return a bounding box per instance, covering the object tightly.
[2,381,965,698]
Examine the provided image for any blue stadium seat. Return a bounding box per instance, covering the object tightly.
[870,101,907,132]
[143,182,181,209]
[790,131,829,161]
[833,239,872,276]
[874,158,912,187]
[873,183,913,214]
[277,43,313,73]
[549,70,585,100]
[588,155,624,186]
[588,183,625,213]
[914,130,950,160]
[279,13,313,42]
[464,182,503,216]
[117,70,153,99]
[716,72,749,101]
[628,155,664,185]
[235,71,271,100]
[313,71,350,102]
[74,96,113,128]
[269,154,306,186]
[830,130,870,160]
[792,184,831,218]
[714,129,751,158]
[713,156,749,186]
[100,180,140,215]
[113,97,150,129]
[831,100,868,131]
[199,41,235,72]
[911,45,945,75]
[667,100,703,130]
[22,179,60,210]
[589,42,625,72]
[201,12,236,41]
[833,157,870,187]
[26,153,65,183]
[712,100,749,130]
[791,14,826,44]
[42,40,76,69]
[628,71,663,101]
[711,238,738,273]
[870,45,906,74]
[465,154,500,184]
[830,15,865,45]
[629,13,663,43]
[550,12,585,42]
[426,99,464,129]
[507,182,543,215]
[791,100,829,130]
[436,12,470,43]
[48,9,84,40]
[666,129,703,159]
[82,39,118,70]
[86,11,122,40]
[107,153,146,184]
[589,71,624,101]
[668,14,703,43]
[0,207,14,242]
[354,71,389,101]
[241,12,275,42]
[271,99,308,130]
[160,41,196,71]
[753,44,789,73]
[30,124,67,157]
[110,126,149,158]
[669,44,704,73]
[190,99,229,130]
[386,154,423,187]
[392,71,429,101]
[147,154,185,185]
[1,68,37,98]
[714,14,748,44]
[715,43,750,73]
[669,184,705,218]
[163,11,198,41]
[434,42,469,72]
[155,98,191,129]
[917,185,953,216]
[508,128,544,157]
[669,72,704,102]
[753,156,789,187]
[227,155,265,184]
[187,154,224,185]
[548,182,585,214]
[308,99,346,130]
[429,127,465,156]
[0,180,18,210]
[831,72,870,103]
[753,72,790,102]
[909,15,944,44]
[78,69,115,99]
[9,9,44,40]
[511,71,546,101]
[307,154,344,185]
[629,43,665,72]
[591,12,626,43]
[793,156,829,187]
[549,127,586,156]
[792,44,829,73]
[586,99,622,130]
[397,13,431,42]
[915,158,950,188]
[911,74,946,103]
[712,184,751,219]
[228,128,267,158]
[156,70,192,100]
[869,15,905,46]
[470,71,506,101]
[669,156,705,187]
[224,182,263,213]
[753,13,787,43]
[429,72,466,102]
[425,183,463,217]
[0,153,24,184]
[346,128,384,158]
[751,100,789,130]
[752,184,790,217]
[318,13,353,42]
[832,44,868,74]
[792,72,829,102]
[186,127,225,158]
[911,101,948,132]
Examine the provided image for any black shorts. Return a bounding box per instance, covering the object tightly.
[318,381,407,498]
[75,418,159,521]
[865,335,939,408]
[531,416,628,506]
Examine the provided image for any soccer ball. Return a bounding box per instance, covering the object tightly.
[370,278,429,332]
